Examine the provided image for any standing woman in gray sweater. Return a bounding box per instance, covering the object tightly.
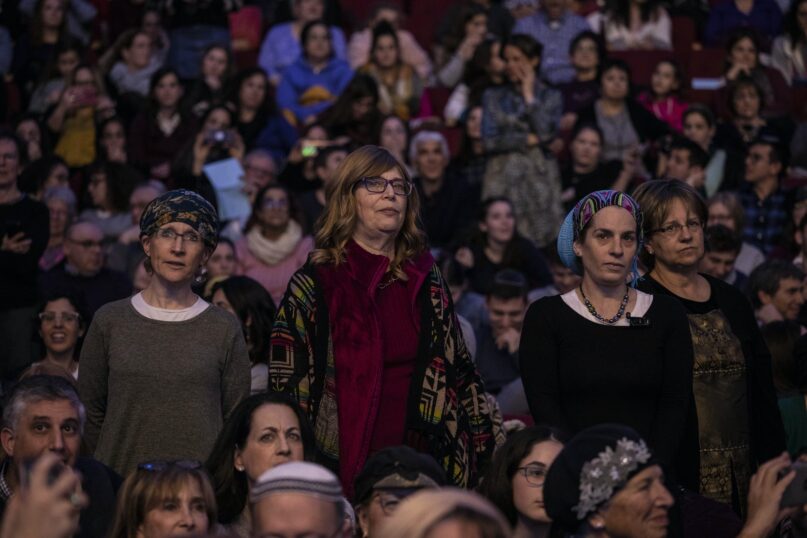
[79,189,251,476]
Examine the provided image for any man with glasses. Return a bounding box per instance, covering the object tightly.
[738,136,793,254]
[0,131,50,381]
[242,150,278,205]
[353,446,445,538]
[251,461,353,538]
[0,375,120,538]
[40,221,131,320]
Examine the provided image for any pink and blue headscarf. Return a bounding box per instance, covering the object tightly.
[557,190,644,282]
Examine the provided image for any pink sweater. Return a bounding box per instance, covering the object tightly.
[234,235,314,306]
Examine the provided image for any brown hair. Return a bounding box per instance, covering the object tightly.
[108,465,217,538]
[632,180,707,270]
[311,145,427,279]
[707,191,746,232]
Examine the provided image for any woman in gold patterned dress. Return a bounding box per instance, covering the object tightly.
[634,179,785,514]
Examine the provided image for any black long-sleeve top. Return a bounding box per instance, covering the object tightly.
[0,194,49,310]
[520,293,694,467]
[638,274,786,470]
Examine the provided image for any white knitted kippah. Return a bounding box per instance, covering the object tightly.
[250,462,344,503]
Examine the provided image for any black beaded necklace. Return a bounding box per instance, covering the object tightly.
[579,285,630,325]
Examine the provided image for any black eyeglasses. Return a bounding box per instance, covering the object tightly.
[516,465,547,487]
[137,459,203,472]
[357,176,413,196]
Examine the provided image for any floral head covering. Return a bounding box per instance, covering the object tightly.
[556,190,643,281]
[139,189,218,249]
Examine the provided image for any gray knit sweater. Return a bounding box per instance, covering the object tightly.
[78,299,251,476]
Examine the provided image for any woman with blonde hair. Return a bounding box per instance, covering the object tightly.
[270,145,502,497]
[378,488,511,538]
[108,461,216,538]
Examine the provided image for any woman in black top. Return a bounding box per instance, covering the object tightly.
[455,196,551,295]
[634,179,785,513]
[520,189,693,473]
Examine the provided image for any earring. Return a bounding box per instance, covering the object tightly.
[236,465,245,472]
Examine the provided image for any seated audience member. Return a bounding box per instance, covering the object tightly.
[231,68,296,155]
[705,0,783,47]
[40,186,77,271]
[128,68,199,182]
[780,335,807,455]
[297,145,348,233]
[378,488,511,538]
[0,452,88,538]
[353,446,446,538]
[452,106,489,188]
[78,190,251,476]
[439,254,485,340]
[96,117,128,164]
[638,59,688,132]
[0,375,121,538]
[107,180,165,278]
[234,184,314,306]
[359,21,424,120]
[707,192,766,276]
[211,276,276,394]
[79,161,140,243]
[347,2,432,79]
[720,29,790,116]
[276,21,354,127]
[561,124,634,210]
[27,294,86,380]
[472,270,531,415]
[206,393,315,537]
[513,0,591,84]
[544,424,674,537]
[105,29,163,98]
[48,64,116,169]
[108,460,215,538]
[575,59,668,172]
[241,150,279,207]
[202,237,237,297]
[455,197,552,295]
[541,244,584,298]
[249,462,352,538]
[587,0,672,50]
[700,224,748,289]
[659,136,709,193]
[258,0,347,85]
[682,105,729,197]
[0,132,50,381]
[27,39,82,116]
[738,136,792,255]
[772,0,807,85]
[319,75,383,147]
[18,156,71,201]
[39,221,131,320]
[411,131,479,252]
[183,44,232,119]
[557,32,605,131]
[748,260,805,324]
[444,40,505,127]
[716,77,786,156]
[433,4,490,88]
[480,426,566,537]
[794,214,807,275]
[762,320,802,397]
[379,115,412,175]
[15,116,48,166]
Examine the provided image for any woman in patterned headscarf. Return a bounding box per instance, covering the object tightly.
[79,189,251,476]
[520,189,694,481]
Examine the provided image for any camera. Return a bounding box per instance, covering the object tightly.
[205,129,233,146]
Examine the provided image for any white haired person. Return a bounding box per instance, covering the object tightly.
[79,189,250,476]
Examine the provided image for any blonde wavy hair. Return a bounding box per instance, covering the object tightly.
[311,145,427,279]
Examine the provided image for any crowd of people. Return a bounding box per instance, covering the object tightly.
[2,0,807,536]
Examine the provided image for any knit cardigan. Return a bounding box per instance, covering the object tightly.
[269,252,504,495]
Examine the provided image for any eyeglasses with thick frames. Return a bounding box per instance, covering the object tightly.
[39,312,81,324]
[156,228,201,243]
[649,219,703,238]
[517,465,548,487]
[357,176,413,196]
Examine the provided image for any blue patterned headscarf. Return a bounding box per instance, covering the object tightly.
[139,189,219,249]
[557,190,643,282]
